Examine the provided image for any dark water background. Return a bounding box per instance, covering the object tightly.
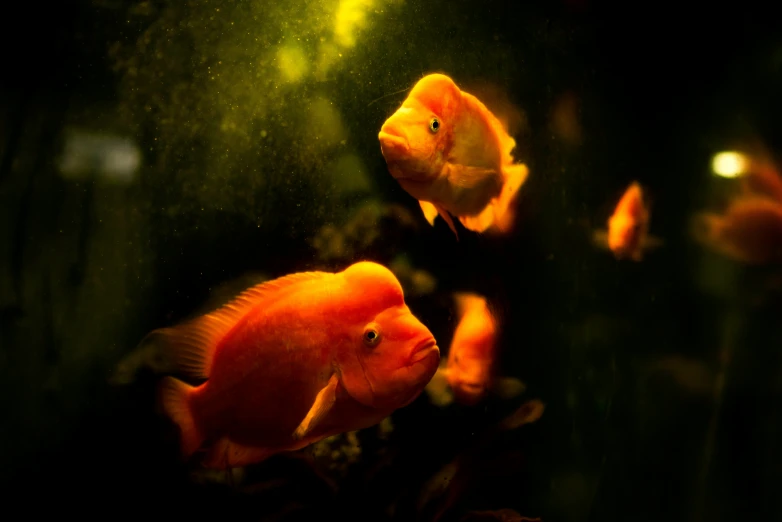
[2,1,782,520]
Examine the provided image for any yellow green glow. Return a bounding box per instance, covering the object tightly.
[335,0,376,48]
[711,151,748,178]
[277,45,309,83]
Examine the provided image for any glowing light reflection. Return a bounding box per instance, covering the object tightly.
[711,151,748,178]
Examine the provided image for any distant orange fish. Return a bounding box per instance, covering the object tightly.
[593,181,662,261]
[740,156,782,203]
[378,73,529,239]
[153,261,440,469]
[691,196,782,264]
[426,293,524,407]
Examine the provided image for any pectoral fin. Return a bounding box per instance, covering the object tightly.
[419,200,460,240]
[203,438,276,470]
[419,201,440,226]
[438,209,460,240]
[447,164,503,192]
[293,373,339,440]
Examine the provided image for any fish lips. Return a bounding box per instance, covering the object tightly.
[408,338,439,366]
[378,130,409,160]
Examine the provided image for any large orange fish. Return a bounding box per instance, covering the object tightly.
[378,73,529,239]
[426,292,524,407]
[153,261,440,469]
[593,181,662,261]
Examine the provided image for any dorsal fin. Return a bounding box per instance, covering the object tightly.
[151,270,331,381]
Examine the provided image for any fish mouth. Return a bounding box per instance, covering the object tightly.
[378,130,409,157]
[453,383,487,406]
[408,338,439,365]
[457,381,485,395]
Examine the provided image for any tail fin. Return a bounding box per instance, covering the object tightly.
[493,163,529,233]
[158,376,203,459]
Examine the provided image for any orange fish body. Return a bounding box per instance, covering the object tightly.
[594,182,661,261]
[444,293,497,405]
[608,182,649,260]
[426,293,523,407]
[378,74,529,239]
[741,157,782,203]
[154,261,440,469]
[692,196,782,264]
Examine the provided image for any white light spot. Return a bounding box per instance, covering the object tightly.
[712,151,748,178]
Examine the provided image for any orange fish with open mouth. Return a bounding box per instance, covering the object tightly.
[153,261,440,469]
[378,73,529,239]
[593,181,662,261]
[426,292,524,407]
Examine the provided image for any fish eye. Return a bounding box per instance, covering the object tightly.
[429,117,440,133]
[363,325,381,347]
